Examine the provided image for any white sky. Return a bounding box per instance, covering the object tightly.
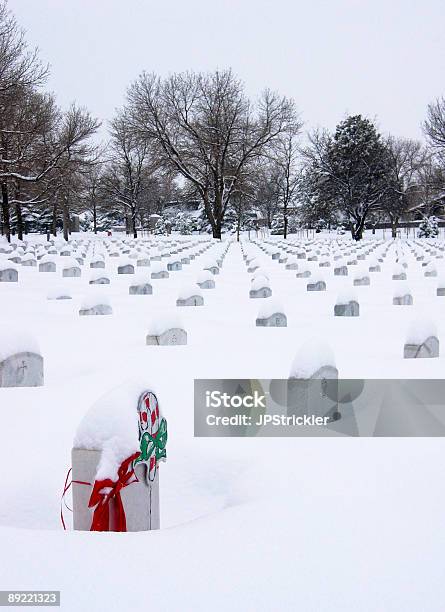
[9,0,445,142]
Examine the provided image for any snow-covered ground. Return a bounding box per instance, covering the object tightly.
[1,231,445,611]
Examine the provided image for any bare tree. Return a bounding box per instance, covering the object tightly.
[101,110,155,237]
[424,97,445,153]
[270,124,302,238]
[127,69,296,239]
[380,136,428,237]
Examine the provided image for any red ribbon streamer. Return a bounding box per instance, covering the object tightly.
[87,452,140,532]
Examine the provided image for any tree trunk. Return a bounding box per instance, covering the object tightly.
[52,201,58,236]
[93,202,97,234]
[62,202,70,241]
[236,210,241,242]
[351,217,366,241]
[1,182,11,243]
[15,203,23,241]
[131,206,137,238]
[391,218,398,239]
[283,213,288,240]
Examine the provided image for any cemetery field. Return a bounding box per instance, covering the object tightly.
[1,232,445,610]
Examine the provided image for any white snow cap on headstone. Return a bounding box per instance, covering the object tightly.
[405,318,437,344]
[0,327,41,362]
[147,311,184,336]
[257,298,285,319]
[335,290,358,305]
[177,284,203,300]
[80,292,111,309]
[393,282,411,298]
[73,379,155,481]
[289,339,336,379]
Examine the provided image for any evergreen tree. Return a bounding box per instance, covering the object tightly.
[418,216,439,238]
[303,116,390,240]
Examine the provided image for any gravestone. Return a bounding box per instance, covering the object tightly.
[296,267,311,278]
[353,274,370,286]
[151,263,169,279]
[392,265,407,281]
[129,282,153,295]
[393,293,413,305]
[197,271,215,289]
[334,263,348,276]
[204,263,219,275]
[118,263,135,275]
[146,327,187,346]
[247,259,260,273]
[285,257,298,270]
[403,321,439,358]
[72,387,166,531]
[0,332,43,387]
[62,258,81,278]
[404,336,439,359]
[39,256,56,272]
[79,297,113,316]
[256,300,287,327]
[176,286,204,306]
[249,278,272,298]
[424,263,437,277]
[137,257,151,267]
[307,279,326,291]
[287,340,339,421]
[89,272,110,285]
[22,255,37,267]
[334,295,359,317]
[90,258,105,269]
[167,259,182,271]
[369,263,381,272]
[0,263,18,282]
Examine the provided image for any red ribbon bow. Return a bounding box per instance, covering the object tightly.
[88,452,140,532]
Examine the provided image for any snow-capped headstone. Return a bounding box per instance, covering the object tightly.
[287,340,339,421]
[196,271,215,289]
[117,261,135,275]
[89,271,111,285]
[0,260,18,282]
[62,258,81,278]
[403,320,439,359]
[392,284,413,305]
[176,285,204,306]
[437,277,445,296]
[72,383,167,531]
[146,313,187,346]
[151,262,169,279]
[249,277,272,298]
[307,277,326,291]
[129,277,153,295]
[39,255,56,272]
[334,292,359,317]
[79,295,113,316]
[0,329,44,387]
[392,264,407,281]
[255,300,287,327]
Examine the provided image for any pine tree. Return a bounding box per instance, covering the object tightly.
[418,216,439,238]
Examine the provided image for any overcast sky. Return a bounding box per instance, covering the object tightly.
[8,0,445,141]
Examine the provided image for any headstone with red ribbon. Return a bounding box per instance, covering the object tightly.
[69,387,167,532]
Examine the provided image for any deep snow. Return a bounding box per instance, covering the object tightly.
[1,231,445,611]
